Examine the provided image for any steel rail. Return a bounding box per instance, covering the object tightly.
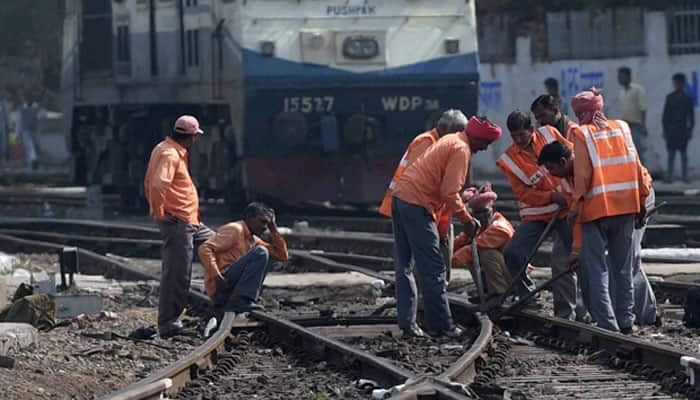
[0,232,235,400]
[0,226,495,399]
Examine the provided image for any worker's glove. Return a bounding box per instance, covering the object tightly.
[567,252,580,270]
[464,217,481,238]
[550,191,568,210]
[635,205,648,230]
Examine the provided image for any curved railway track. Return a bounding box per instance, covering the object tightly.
[2,218,700,398]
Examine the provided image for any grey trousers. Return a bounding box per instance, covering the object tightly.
[609,190,658,325]
[392,197,453,333]
[157,216,214,331]
[580,214,635,332]
[503,218,577,318]
[211,246,270,305]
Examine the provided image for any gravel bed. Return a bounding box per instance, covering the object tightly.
[0,253,205,400]
[174,330,370,400]
[260,285,388,319]
[343,330,477,376]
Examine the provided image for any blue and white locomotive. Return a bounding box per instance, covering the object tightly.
[61,0,479,206]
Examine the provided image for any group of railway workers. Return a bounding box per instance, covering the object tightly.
[380,88,658,337]
[143,88,657,339]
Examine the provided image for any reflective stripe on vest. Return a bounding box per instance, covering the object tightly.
[538,126,556,143]
[519,203,560,217]
[498,129,569,218]
[579,123,639,198]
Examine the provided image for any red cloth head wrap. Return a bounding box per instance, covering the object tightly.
[465,117,502,141]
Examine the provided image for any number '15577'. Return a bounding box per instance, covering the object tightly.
[283,96,335,113]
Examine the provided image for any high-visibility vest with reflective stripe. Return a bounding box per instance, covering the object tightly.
[572,119,641,223]
[496,126,573,221]
[379,129,439,217]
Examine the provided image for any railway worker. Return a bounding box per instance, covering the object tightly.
[199,203,288,312]
[538,140,660,327]
[451,186,515,300]
[379,109,468,238]
[144,115,214,338]
[497,111,578,319]
[559,87,649,333]
[531,94,577,140]
[391,116,502,337]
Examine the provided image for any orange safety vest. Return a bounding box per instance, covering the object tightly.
[496,126,573,221]
[379,129,440,217]
[572,119,641,223]
[452,212,515,268]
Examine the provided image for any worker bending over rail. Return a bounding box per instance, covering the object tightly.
[497,111,579,319]
[452,186,515,299]
[144,115,214,338]
[559,88,649,333]
[539,140,659,328]
[391,116,502,338]
[199,203,288,313]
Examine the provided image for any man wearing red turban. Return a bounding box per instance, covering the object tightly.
[391,116,501,338]
[452,186,515,299]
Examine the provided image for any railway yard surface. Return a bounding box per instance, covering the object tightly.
[1,182,700,399]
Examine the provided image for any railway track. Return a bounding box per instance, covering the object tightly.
[3,219,700,399]
[0,227,493,399]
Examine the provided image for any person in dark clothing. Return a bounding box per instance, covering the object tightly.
[662,73,695,182]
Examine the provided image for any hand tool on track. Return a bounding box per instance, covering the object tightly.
[494,261,579,319]
[442,222,454,285]
[469,220,486,309]
[493,209,561,310]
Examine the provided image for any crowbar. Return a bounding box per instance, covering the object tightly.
[494,209,562,308]
[495,261,579,319]
[469,220,486,308]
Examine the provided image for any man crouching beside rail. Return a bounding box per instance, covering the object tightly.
[199,203,288,312]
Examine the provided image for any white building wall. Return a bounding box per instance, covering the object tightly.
[474,11,700,179]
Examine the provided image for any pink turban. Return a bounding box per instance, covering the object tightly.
[465,117,502,142]
[462,186,498,210]
[571,87,608,127]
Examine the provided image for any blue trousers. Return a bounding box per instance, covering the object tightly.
[503,218,577,318]
[580,214,635,332]
[609,190,657,325]
[211,246,270,305]
[392,197,453,333]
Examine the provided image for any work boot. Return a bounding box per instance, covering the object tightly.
[620,325,639,335]
[400,323,425,338]
[428,325,465,338]
[223,296,265,313]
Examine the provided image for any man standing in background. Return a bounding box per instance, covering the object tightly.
[617,67,648,163]
[662,73,694,183]
[544,78,570,118]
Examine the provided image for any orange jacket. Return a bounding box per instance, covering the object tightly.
[393,131,473,223]
[379,129,439,217]
[144,137,200,224]
[570,119,648,224]
[198,221,288,296]
[496,126,573,222]
[452,212,514,268]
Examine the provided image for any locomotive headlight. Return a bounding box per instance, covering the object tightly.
[444,38,460,54]
[342,36,379,59]
[260,40,275,57]
[308,33,325,50]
